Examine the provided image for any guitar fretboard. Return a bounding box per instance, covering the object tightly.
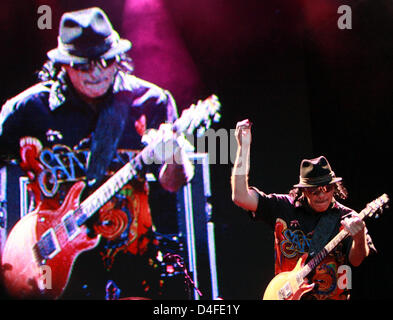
[75,154,143,226]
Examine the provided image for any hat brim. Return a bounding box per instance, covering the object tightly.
[293,176,342,188]
[47,39,132,64]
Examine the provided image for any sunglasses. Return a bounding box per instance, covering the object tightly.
[70,57,117,72]
[305,184,335,195]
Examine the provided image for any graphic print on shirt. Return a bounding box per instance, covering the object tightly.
[308,242,348,300]
[274,218,349,299]
[274,218,312,274]
[276,218,311,259]
[19,137,153,269]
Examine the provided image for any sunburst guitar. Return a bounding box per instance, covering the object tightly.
[263,194,389,300]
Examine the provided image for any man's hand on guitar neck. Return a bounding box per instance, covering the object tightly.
[341,213,366,239]
[149,123,194,193]
[341,213,369,267]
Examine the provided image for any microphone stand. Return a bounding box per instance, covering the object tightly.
[165,253,203,299]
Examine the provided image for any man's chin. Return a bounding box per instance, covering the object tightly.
[82,87,109,99]
[313,202,330,212]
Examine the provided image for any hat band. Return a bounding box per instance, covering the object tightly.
[298,172,336,186]
[57,31,120,59]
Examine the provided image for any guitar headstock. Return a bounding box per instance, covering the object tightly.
[364,193,390,219]
[140,95,221,164]
[174,94,221,137]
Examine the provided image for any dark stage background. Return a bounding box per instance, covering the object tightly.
[1,0,392,300]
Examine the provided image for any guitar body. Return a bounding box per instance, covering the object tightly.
[263,254,315,300]
[2,181,100,299]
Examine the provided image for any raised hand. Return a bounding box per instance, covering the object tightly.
[235,119,252,147]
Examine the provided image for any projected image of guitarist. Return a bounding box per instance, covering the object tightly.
[231,119,384,300]
[0,7,218,300]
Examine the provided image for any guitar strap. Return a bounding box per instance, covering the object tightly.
[307,209,341,260]
[86,94,130,188]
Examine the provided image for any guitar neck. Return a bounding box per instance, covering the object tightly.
[75,149,147,226]
[75,115,196,225]
[75,118,185,225]
[74,94,221,226]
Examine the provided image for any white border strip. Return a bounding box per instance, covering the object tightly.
[19,176,29,218]
[207,221,220,299]
[183,182,200,300]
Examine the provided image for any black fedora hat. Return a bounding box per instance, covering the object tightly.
[293,156,342,188]
[47,7,131,64]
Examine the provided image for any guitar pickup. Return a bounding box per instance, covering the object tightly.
[296,273,304,285]
[33,228,61,264]
[62,211,80,240]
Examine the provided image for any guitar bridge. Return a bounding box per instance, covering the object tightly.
[278,282,293,300]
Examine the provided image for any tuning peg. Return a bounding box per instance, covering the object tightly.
[197,127,206,138]
[176,134,195,152]
[205,118,212,129]
[210,94,219,103]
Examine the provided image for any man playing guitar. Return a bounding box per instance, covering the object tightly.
[231,119,376,300]
[0,7,194,299]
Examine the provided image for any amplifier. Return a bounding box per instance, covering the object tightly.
[0,163,30,255]
[176,153,220,300]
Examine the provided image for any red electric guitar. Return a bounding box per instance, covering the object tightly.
[1,95,221,299]
[262,194,389,300]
